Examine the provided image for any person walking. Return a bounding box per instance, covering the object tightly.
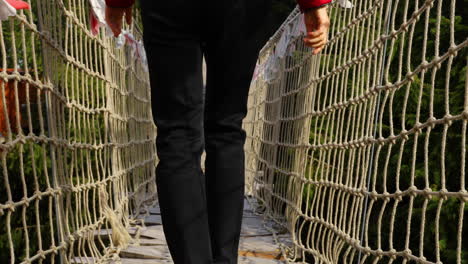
[105,0,331,263]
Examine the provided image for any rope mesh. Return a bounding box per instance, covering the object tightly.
[244,0,468,263]
[0,0,156,263]
[1,0,467,263]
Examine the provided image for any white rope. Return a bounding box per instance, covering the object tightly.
[244,0,468,263]
[0,0,156,263]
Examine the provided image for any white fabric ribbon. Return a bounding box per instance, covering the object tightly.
[116,30,149,71]
[261,13,309,83]
[89,0,114,36]
[115,33,126,48]
[263,55,280,83]
[0,0,29,21]
[338,0,354,8]
[0,0,16,21]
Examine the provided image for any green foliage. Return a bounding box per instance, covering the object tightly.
[299,1,468,263]
[0,2,110,261]
[0,18,43,72]
[0,143,54,262]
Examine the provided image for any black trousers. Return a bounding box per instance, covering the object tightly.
[140,1,271,263]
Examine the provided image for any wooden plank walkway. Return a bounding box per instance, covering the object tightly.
[119,199,289,264]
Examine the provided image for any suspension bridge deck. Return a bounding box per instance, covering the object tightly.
[75,199,290,264]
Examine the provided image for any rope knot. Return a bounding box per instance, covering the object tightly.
[414,122,424,133]
[51,245,59,254]
[342,142,350,150]
[67,234,75,242]
[401,130,409,141]
[38,250,47,260]
[364,246,372,253]
[21,197,30,207]
[383,192,391,202]
[420,60,430,69]
[426,117,437,128]
[55,187,63,196]
[46,187,56,196]
[377,37,385,48]
[405,72,415,82]
[343,233,351,242]
[5,201,16,212]
[448,44,458,57]
[459,190,468,203]
[14,74,22,81]
[422,187,433,199]
[424,0,435,7]
[403,248,412,256]
[462,110,468,120]
[394,190,403,201]
[18,136,27,144]
[377,137,385,145]
[408,186,418,197]
[60,241,68,250]
[384,83,393,91]
[439,188,449,200]
[443,114,453,126]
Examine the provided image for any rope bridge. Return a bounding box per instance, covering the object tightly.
[0,0,157,263]
[244,0,467,263]
[0,0,467,264]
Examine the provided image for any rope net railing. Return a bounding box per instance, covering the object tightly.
[244,0,467,263]
[0,0,157,263]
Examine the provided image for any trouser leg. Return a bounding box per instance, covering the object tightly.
[202,2,270,262]
[140,0,272,263]
[147,42,212,264]
[203,51,256,264]
[141,6,212,263]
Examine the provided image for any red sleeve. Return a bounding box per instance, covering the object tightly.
[297,0,332,12]
[105,0,135,8]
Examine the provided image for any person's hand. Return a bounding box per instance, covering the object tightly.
[303,6,330,55]
[105,6,132,37]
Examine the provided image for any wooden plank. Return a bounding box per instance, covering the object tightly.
[70,257,96,264]
[92,227,138,239]
[238,256,285,264]
[239,250,282,259]
[244,199,255,213]
[239,235,280,253]
[243,210,260,218]
[149,206,160,215]
[120,245,171,259]
[133,238,166,246]
[275,233,294,249]
[119,258,173,264]
[241,217,272,237]
[72,257,174,264]
[144,215,162,225]
[139,225,167,243]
